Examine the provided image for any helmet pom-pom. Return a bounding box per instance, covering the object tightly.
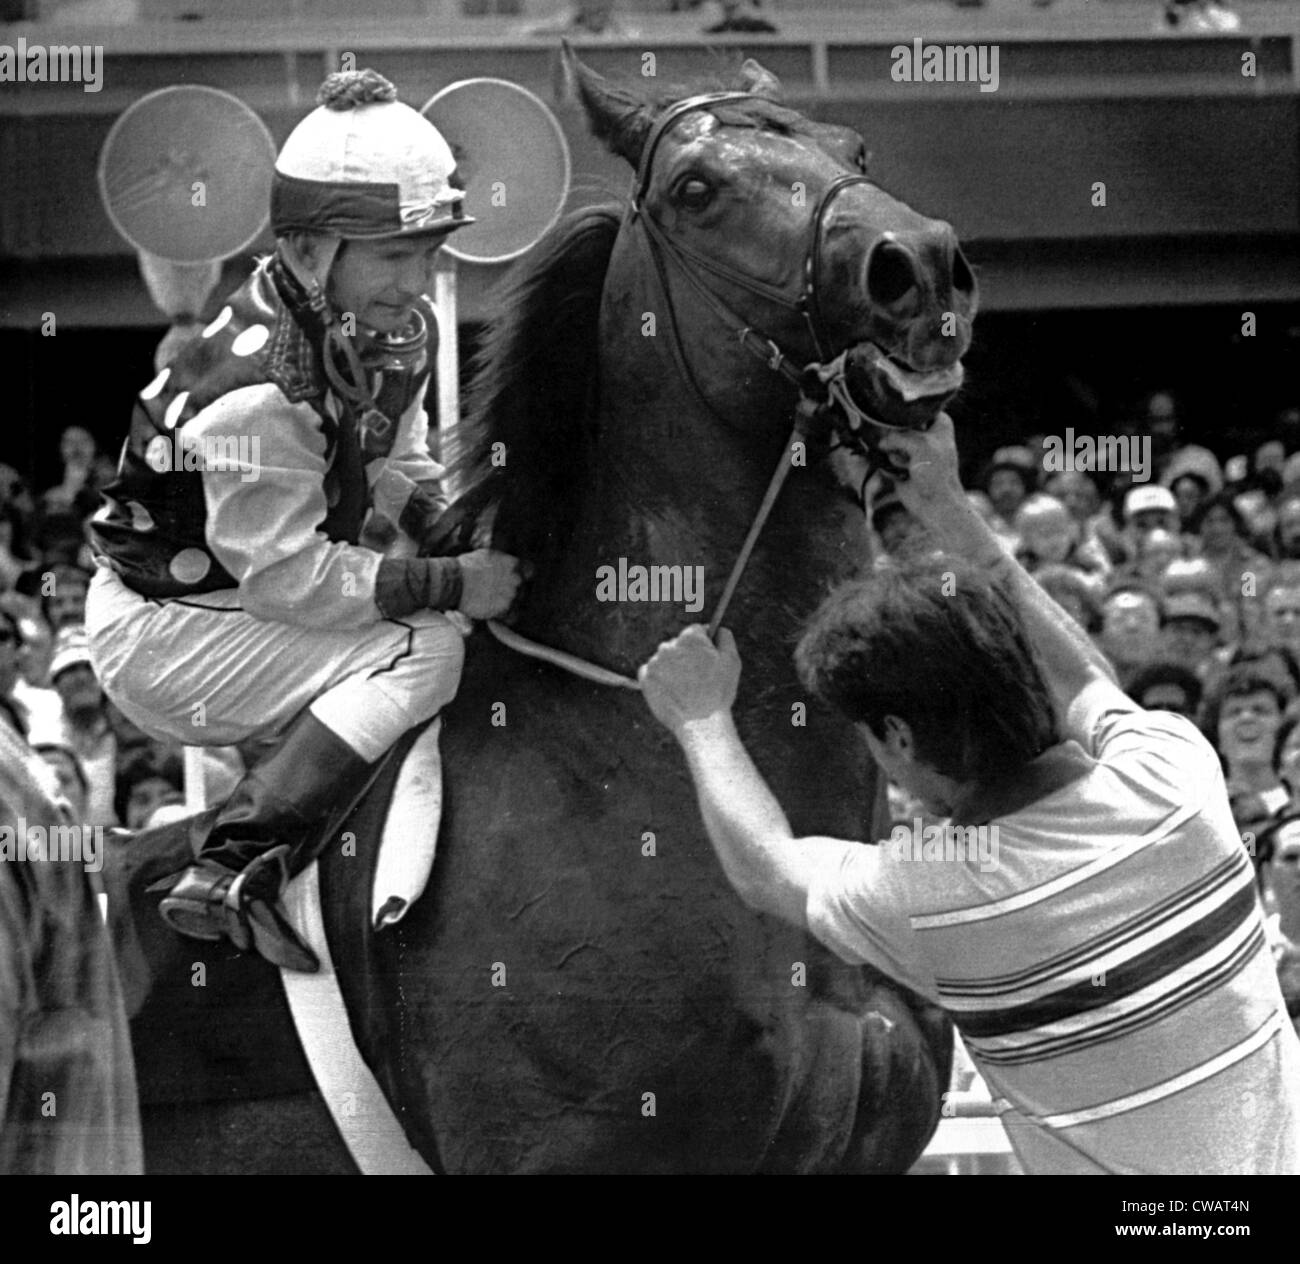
[317,69,398,110]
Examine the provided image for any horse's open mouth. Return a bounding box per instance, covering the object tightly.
[840,342,964,430]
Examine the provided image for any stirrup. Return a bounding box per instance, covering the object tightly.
[226,845,320,974]
[157,847,319,973]
[157,860,252,951]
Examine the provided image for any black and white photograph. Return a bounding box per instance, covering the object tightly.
[0,0,1297,1217]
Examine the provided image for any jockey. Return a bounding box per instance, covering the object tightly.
[86,68,521,973]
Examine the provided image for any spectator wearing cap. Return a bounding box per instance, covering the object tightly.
[1127,660,1203,719]
[1161,554,1242,649]
[1162,444,1223,527]
[1160,589,1221,677]
[982,445,1036,551]
[1014,494,1111,582]
[30,626,117,826]
[1161,555,1224,601]
[1123,484,1180,548]
[1099,579,1163,688]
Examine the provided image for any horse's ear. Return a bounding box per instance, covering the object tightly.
[739,59,783,102]
[562,40,654,169]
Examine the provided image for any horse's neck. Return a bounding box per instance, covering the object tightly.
[516,359,854,677]
[506,229,863,677]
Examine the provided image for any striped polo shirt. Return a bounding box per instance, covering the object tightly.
[806,679,1300,1174]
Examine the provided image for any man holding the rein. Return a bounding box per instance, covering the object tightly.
[87,70,521,972]
[641,413,1300,1174]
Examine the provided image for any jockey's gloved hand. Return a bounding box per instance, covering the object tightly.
[457,549,523,620]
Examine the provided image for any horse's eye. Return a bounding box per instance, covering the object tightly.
[675,177,714,211]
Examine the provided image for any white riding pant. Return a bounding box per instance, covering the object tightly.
[86,566,466,763]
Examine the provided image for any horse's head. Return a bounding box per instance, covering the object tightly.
[567,48,977,436]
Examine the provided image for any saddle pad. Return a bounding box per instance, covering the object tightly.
[283,716,443,955]
[276,721,444,1175]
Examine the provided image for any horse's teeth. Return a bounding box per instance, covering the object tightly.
[878,357,963,402]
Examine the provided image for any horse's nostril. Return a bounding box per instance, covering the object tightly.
[865,239,919,307]
[952,247,976,298]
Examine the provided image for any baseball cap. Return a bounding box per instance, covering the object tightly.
[1124,485,1177,521]
[989,445,1037,476]
[48,626,94,681]
[1162,591,1220,631]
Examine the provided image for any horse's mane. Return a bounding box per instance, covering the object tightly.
[455,204,621,567]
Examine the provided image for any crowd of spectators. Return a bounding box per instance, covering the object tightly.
[0,426,188,832]
[868,390,1300,1022]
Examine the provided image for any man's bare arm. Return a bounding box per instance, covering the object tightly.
[640,627,849,926]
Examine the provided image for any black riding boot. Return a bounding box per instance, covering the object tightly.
[157,712,374,972]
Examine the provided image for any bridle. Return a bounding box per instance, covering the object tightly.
[450,93,924,687]
[629,91,895,439]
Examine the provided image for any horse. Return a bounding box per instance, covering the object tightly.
[107,47,976,1173]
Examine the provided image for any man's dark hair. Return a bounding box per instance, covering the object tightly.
[1226,643,1300,696]
[1200,661,1293,740]
[37,561,91,627]
[1127,661,1203,716]
[1188,490,1248,539]
[794,554,1058,786]
[114,746,184,827]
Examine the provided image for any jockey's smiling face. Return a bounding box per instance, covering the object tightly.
[328,233,451,335]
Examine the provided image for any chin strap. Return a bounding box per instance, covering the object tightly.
[278,236,427,456]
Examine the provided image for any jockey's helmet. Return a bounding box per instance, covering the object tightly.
[272,68,472,245]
